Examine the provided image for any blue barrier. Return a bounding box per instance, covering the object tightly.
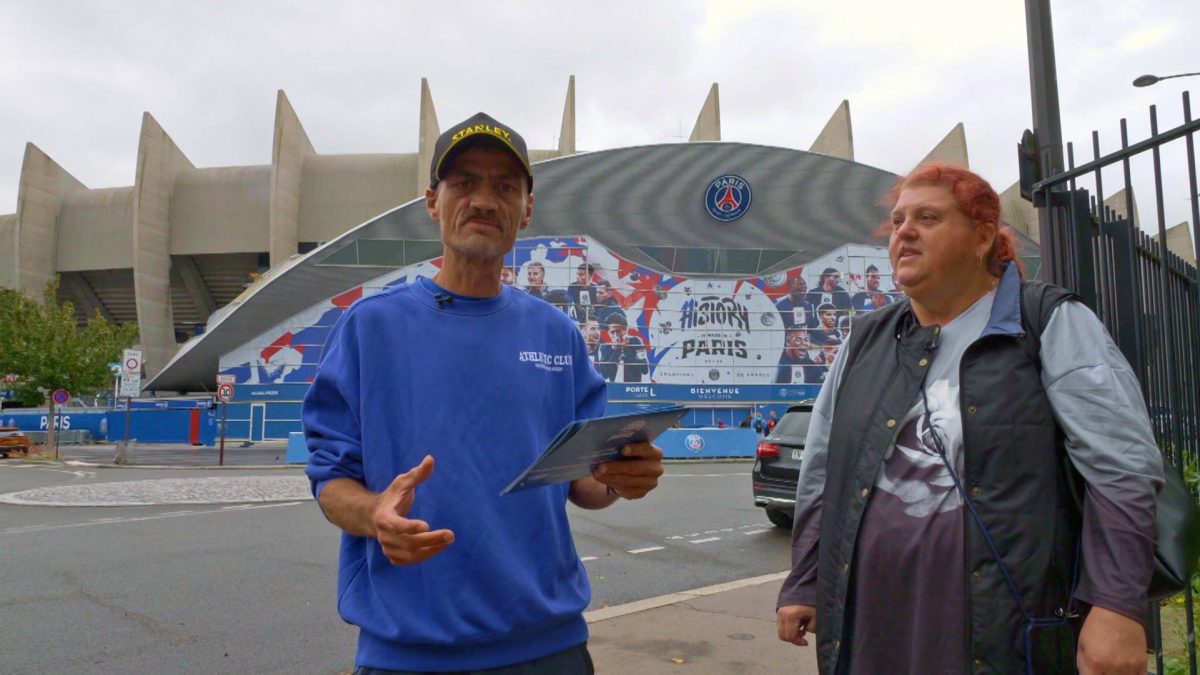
[1,410,109,439]
[657,428,758,459]
[286,432,308,464]
[104,409,218,446]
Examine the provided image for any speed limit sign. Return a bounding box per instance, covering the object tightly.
[216,383,235,403]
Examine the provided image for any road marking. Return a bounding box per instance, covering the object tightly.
[0,501,304,537]
[627,546,664,555]
[585,571,789,623]
[742,529,771,535]
[689,537,721,544]
[580,556,598,562]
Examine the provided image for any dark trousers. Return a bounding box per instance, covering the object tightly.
[353,642,594,675]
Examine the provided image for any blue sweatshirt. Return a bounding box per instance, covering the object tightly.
[304,278,607,671]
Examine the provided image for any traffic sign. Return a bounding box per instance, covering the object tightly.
[118,372,141,398]
[216,383,235,403]
[51,388,70,405]
[122,349,143,374]
[216,374,236,385]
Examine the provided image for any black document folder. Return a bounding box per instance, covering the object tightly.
[500,405,687,495]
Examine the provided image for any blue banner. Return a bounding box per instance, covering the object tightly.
[607,383,819,402]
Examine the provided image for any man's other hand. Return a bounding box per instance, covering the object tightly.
[592,441,664,499]
[373,455,455,565]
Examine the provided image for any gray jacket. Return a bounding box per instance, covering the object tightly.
[779,265,1163,674]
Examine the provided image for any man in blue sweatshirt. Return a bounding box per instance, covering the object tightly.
[303,112,665,675]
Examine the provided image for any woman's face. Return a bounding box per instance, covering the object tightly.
[888,183,988,300]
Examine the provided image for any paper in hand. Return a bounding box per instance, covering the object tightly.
[500,405,686,495]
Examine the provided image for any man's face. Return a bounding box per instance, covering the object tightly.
[608,323,627,346]
[820,310,837,330]
[499,267,515,285]
[425,146,532,264]
[577,267,589,285]
[583,320,601,347]
[784,330,809,359]
[596,285,611,303]
[789,277,807,302]
[527,265,545,288]
[866,271,880,291]
[823,343,841,364]
[822,273,840,291]
[869,291,888,308]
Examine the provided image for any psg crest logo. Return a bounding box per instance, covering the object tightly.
[704,174,752,222]
[685,434,706,453]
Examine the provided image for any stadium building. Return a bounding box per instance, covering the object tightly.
[7,76,1139,441]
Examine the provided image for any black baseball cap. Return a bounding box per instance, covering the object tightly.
[430,112,533,189]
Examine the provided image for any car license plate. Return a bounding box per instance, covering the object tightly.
[791,449,803,461]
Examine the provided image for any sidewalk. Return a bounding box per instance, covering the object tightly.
[586,573,819,674]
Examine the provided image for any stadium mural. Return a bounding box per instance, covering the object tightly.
[218,236,898,390]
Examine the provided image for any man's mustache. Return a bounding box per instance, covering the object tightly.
[459,211,500,227]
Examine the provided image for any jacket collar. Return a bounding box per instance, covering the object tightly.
[979,262,1022,338]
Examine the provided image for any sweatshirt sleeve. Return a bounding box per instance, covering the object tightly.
[1040,300,1164,625]
[777,331,850,609]
[303,307,366,500]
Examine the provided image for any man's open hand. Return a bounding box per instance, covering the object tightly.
[372,455,454,565]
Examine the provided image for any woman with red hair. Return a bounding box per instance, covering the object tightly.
[777,163,1162,674]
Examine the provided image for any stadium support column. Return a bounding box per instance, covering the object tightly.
[809,100,855,161]
[558,75,576,155]
[415,78,440,197]
[0,214,16,289]
[917,122,970,168]
[133,113,193,378]
[14,144,85,296]
[269,90,315,268]
[689,83,721,142]
[999,181,1041,243]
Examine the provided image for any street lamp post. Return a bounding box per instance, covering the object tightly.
[1133,72,1200,87]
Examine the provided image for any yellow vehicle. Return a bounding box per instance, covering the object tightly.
[0,427,30,458]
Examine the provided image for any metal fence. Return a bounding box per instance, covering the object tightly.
[1024,90,1199,674]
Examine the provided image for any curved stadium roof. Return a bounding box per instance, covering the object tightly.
[147,141,906,392]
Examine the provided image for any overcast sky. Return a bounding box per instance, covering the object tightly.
[1,1,1196,239]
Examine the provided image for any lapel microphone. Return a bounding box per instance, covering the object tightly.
[433,293,453,308]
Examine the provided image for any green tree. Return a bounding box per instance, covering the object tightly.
[0,280,138,452]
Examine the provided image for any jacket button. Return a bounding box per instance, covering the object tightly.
[834,640,841,651]
[918,358,929,367]
[861,487,870,498]
[843,563,850,574]
[971,570,982,580]
[971,486,982,496]
[886,419,897,428]
[967,405,978,414]
[973,658,982,667]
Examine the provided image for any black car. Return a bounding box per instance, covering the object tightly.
[751,403,814,528]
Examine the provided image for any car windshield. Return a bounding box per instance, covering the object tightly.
[769,411,812,441]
